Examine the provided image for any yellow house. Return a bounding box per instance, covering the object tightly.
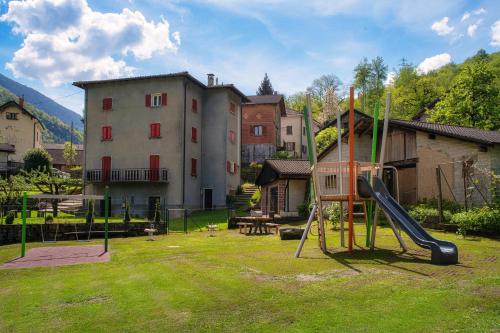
[0,99,44,168]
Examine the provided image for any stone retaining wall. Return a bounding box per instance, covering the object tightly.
[0,222,165,246]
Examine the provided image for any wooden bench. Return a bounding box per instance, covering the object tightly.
[265,223,280,235]
[237,222,253,234]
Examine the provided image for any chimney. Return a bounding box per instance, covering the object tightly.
[215,77,219,85]
[19,95,24,108]
[207,73,215,87]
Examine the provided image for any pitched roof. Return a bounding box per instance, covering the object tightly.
[206,84,250,102]
[0,100,43,126]
[245,94,284,104]
[256,159,311,186]
[43,143,84,166]
[0,143,15,153]
[285,108,301,116]
[390,120,500,145]
[73,72,249,101]
[266,159,311,175]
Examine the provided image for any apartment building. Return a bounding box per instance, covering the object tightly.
[241,94,286,165]
[0,98,43,172]
[74,72,247,215]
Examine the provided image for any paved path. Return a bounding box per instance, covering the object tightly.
[1,245,110,269]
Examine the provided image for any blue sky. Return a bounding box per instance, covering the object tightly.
[1,0,500,115]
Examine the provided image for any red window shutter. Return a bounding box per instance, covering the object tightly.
[102,156,111,183]
[234,162,238,174]
[145,94,151,107]
[102,98,112,110]
[150,123,160,138]
[192,99,197,112]
[191,158,197,176]
[102,126,112,140]
[191,127,197,142]
[150,155,159,181]
[161,93,167,106]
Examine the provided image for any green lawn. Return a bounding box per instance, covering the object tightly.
[0,223,498,332]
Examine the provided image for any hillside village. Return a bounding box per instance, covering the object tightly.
[0,1,499,332]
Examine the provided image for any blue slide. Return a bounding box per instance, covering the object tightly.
[357,176,458,265]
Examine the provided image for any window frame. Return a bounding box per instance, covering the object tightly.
[252,125,263,137]
[229,102,236,114]
[191,158,197,177]
[102,98,113,111]
[192,98,198,113]
[191,127,198,143]
[286,126,293,135]
[102,126,112,141]
[150,123,161,138]
[6,112,18,120]
[151,93,162,108]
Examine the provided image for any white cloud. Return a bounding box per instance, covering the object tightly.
[467,19,482,37]
[1,0,180,86]
[472,8,486,15]
[431,17,454,36]
[417,53,452,74]
[385,71,396,86]
[461,12,470,22]
[491,21,500,47]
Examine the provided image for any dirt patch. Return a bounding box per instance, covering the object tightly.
[63,295,110,306]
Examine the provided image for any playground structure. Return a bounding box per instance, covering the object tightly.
[295,87,458,265]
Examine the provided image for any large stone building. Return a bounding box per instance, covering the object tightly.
[0,99,43,172]
[241,95,286,165]
[74,72,248,215]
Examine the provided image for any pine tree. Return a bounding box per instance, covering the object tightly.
[256,73,274,95]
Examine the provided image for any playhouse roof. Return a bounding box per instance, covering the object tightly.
[255,159,311,186]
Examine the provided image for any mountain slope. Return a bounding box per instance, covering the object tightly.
[0,85,83,144]
[0,73,83,130]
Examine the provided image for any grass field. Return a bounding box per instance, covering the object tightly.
[0,223,498,332]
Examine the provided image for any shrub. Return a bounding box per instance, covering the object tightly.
[408,204,452,224]
[44,215,53,223]
[23,148,52,173]
[5,212,15,225]
[451,207,500,236]
[324,202,341,229]
[86,200,94,224]
[250,189,261,208]
[297,202,310,218]
[153,200,161,223]
[123,201,131,223]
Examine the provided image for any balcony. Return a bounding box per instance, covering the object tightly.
[85,168,168,183]
[0,161,24,174]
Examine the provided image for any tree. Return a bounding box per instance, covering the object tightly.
[0,175,26,213]
[353,58,371,113]
[367,56,388,111]
[315,127,339,154]
[429,60,500,130]
[63,141,77,167]
[285,92,323,121]
[307,74,342,100]
[272,151,291,159]
[256,73,274,95]
[23,148,52,172]
[21,170,82,216]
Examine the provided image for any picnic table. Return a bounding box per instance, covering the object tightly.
[236,216,273,234]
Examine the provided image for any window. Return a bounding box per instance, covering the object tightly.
[229,130,236,143]
[102,126,112,141]
[285,142,295,151]
[191,158,197,177]
[102,156,111,183]
[286,126,293,135]
[252,125,264,136]
[146,93,167,107]
[150,123,161,138]
[226,161,236,174]
[325,175,337,189]
[192,127,198,142]
[229,102,236,114]
[6,112,18,120]
[192,99,198,113]
[102,98,112,110]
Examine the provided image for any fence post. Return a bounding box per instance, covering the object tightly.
[463,161,468,211]
[183,209,188,234]
[436,166,444,224]
[21,191,27,257]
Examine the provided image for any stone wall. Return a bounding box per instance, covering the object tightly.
[0,222,164,246]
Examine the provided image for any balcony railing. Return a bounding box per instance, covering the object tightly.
[0,161,24,173]
[86,168,168,183]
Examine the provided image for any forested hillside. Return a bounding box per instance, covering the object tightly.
[0,85,83,143]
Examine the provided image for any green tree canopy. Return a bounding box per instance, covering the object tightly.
[256,73,274,95]
[429,59,500,130]
[63,141,77,166]
[315,127,339,155]
[23,148,52,173]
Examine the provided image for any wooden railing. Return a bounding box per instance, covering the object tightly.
[85,168,168,183]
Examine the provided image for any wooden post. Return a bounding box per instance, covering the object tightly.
[336,92,344,247]
[348,87,355,253]
[436,166,444,224]
[463,161,468,211]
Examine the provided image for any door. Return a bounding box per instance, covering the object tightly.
[270,187,278,214]
[148,196,160,220]
[150,155,160,181]
[102,156,111,183]
[204,189,213,210]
